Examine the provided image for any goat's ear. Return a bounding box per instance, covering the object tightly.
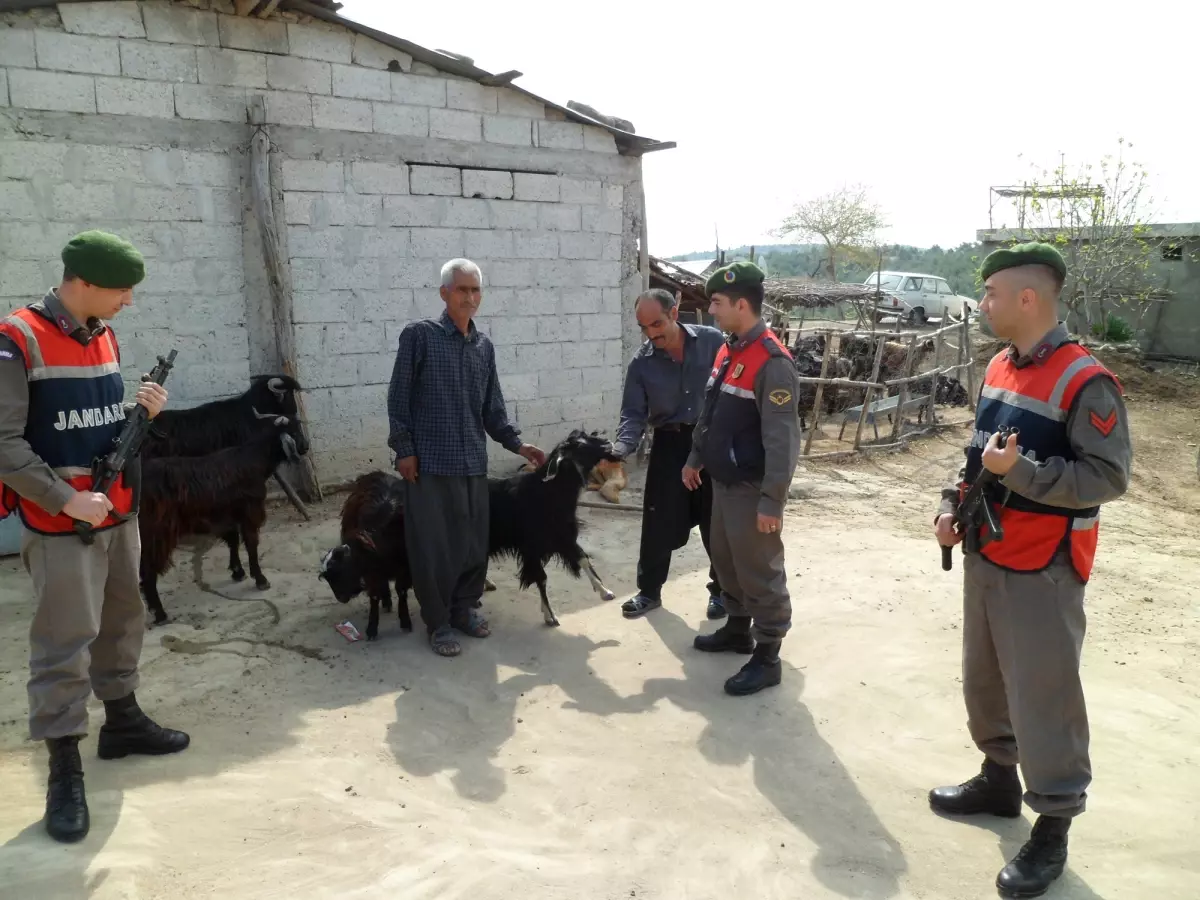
[274,415,289,426]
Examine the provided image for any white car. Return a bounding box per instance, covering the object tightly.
[863,271,977,325]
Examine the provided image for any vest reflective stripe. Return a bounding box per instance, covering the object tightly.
[718,381,755,400]
[963,341,1119,583]
[0,308,132,535]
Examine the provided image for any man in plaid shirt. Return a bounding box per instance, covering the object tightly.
[387,258,545,657]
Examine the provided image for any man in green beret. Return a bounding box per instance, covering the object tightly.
[682,260,802,695]
[0,230,190,844]
[931,241,1132,897]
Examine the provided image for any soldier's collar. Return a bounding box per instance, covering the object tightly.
[38,290,106,345]
[1007,322,1073,367]
[729,319,767,351]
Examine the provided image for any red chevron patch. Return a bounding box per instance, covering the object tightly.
[1089,409,1118,437]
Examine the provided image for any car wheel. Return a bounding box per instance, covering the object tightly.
[905,307,926,326]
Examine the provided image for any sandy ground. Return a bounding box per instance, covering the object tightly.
[0,349,1197,900]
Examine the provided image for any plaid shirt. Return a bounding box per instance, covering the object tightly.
[386,310,522,476]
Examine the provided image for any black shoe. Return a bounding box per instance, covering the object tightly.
[706,594,727,620]
[928,758,1023,817]
[44,736,89,843]
[97,692,191,760]
[996,815,1070,898]
[693,615,754,654]
[724,641,783,695]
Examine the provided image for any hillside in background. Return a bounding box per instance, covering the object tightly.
[669,243,984,296]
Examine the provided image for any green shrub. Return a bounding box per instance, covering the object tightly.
[1092,314,1135,342]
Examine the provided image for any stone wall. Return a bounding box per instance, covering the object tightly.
[0,1,649,483]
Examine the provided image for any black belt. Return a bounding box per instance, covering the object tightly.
[654,422,695,433]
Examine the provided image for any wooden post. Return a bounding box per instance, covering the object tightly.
[852,335,887,450]
[927,325,944,426]
[890,332,918,441]
[802,330,834,456]
[962,316,977,410]
[637,179,650,292]
[249,95,322,502]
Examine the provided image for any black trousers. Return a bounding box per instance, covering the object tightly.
[636,425,720,600]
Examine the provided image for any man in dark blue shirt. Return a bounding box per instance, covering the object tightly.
[613,289,727,620]
[387,258,545,657]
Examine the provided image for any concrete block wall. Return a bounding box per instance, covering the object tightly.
[0,1,647,483]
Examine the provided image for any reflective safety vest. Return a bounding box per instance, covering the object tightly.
[698,327,793,485]
[0,306,132,535]
[962,340,1120,582]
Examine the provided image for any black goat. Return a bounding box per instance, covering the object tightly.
[318,429,621,638]
[139,414,308,625]
[141,374,304,584]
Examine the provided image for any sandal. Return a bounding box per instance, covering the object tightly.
[429,625,461,657]
[621,594,662,618]
[450,609,491,638]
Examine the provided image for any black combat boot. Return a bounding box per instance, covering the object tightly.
[996,814,1071,898]
[44,736,89,843]
[928,757,1023,817]
[96,692,191,760]
[693,615,754,654]
[724,641,783,696]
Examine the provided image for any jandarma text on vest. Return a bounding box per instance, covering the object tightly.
[53,403,127,431]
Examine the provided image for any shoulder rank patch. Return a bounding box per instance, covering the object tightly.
[769,389,792,407]
[732,363,744,378]
[1088,409,1117,437]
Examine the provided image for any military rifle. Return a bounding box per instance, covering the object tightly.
[74,349,178,545]
[940,425,1017,572]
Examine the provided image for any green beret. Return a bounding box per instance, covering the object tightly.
[705,260,765,298]
[61,230,145,289]
[980,241,1066,282]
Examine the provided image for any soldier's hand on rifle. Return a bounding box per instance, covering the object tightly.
[135,380,168,419]
[934,513,962,547]
[981,428,1020,476]
[63,490,113,527]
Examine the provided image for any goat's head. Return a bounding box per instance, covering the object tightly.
[317,540,368,603]
[248,374,303,421]
[251,410,310,461]
[540,429,622,483]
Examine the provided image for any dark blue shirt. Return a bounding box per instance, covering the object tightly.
[614,322,726,458]
[386,310,522,477]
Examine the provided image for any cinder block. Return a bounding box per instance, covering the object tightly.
[442,198,490,229]
[0,29,36,69]
[430,108,482,142]
[561,177,602,205]
[561,288,603,314]
[561,339,606,368]
[60,2,145,38]
[520,289,561,316]
[174,83,247,122]
[532,259,579,288]
[267,56,330,95]
[0,69,8,107]
[410,165,461,197]
[584,127,619,154]
[174,222,242,258]
[285,191,382,227]
[350,161,408,195]
[293,290,351,323]
[604,184,624,208]
[497,372,537,402]
[197,187,241,224]
[582,205,623,234]
[388,259,440,289]
[197,47,266,87]
[8,69,96,113]
[358,353,398,386]
[536,120,584,150]
[447,81,497,113]
[579,313,622,340]
[294,323,325,358]
[462,169,513,200]
[492,343,518,374]
[173,150,240,189]
[512,230,558,259]
[539,204,581,232]
[410,288,444,319]
[559,232,607,260]
[354,228,410,258]
[564,391,607,424]
[481,260,534,288]
[602,236,622,261]
[466,229,513,259]
[581,261,622,287]
[0,223,76,258]
[602,287,624,313]
[0,260,52,297]
[120,39,197,83]
[35,30,120,76]
[497,90,544,119]
[353,34,412,71]
[332,63,390,101]
[312,95,372,132]
[483,200,536,231]
[324,258,382,290]
[96,76,175,118]
[217,14,288,55]
[358,288,414,321]
[282,158,344,192]
[142,3,220,47]
[604,340,625,367]
[382,195,442,228]
[481,115,532,147]
[537,315,581,345]
[64,143,144,183]
[286,225,339,258]
[581,365,621,391]
[491,315,541,349]
[513,173,559,203]
[299,355,358,389]
[133,186,201,222]
[289,258,323,291]
[409,228,464,259]
[286,22,351,64]
[391,72,446,107]
[517,398,564,428]
[264,90,311,126]
[0,140,66,178]
[372,101,428,136]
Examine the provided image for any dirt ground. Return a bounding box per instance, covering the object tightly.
[0,348,1197,900]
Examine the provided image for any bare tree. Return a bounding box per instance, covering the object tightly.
[775,185,886,281]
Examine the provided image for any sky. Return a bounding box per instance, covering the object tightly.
[338,0,1200,258]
